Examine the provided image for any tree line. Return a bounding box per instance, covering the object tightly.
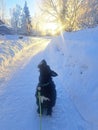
[10,1,32,35]
[38,0,98,32]
[1,0,98,35]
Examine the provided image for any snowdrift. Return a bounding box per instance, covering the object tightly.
[0,35,48,79]
[0,35,30,69]
[50,27,98,129]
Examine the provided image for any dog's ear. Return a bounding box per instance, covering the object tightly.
[51,71,58,77]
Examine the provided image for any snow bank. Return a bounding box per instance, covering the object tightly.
[0,35,47,79]
[51,27,98,129]
[0,35,28,68]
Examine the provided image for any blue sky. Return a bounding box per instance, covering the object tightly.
[5,0,38,17]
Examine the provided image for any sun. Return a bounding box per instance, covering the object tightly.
[43,23,58,35]
[44,23,58,30]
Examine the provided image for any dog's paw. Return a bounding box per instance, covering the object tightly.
[40,96,50,103]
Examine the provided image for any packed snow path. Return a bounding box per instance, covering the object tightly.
[0,37,91,130]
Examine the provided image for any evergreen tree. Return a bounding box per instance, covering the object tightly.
[11,5,22,33]
[21,1,32,35]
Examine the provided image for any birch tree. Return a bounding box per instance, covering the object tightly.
[40,0,85,31]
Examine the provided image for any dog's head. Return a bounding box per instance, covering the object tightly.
[38,59,47,69]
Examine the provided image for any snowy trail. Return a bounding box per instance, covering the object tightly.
[0,38,91,130]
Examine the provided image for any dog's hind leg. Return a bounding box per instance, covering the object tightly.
[47,106,52,116]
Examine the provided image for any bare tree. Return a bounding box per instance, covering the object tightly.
[80,0,98,28]
[64,0,85,31]
[39,0,86,31]
[39,0,67,25]
[0,0,6,21]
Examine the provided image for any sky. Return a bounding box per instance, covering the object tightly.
[5,0,39,17]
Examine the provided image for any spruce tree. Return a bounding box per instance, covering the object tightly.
[21,1,32,35]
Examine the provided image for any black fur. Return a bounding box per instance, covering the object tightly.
[35,60,58,115]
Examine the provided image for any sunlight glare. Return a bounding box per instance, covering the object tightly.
[44,23,58,30]
[43,23,58,35]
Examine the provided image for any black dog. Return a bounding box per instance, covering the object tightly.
[35,60,58,116]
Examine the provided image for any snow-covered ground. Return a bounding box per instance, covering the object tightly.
[0,27,98,130]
